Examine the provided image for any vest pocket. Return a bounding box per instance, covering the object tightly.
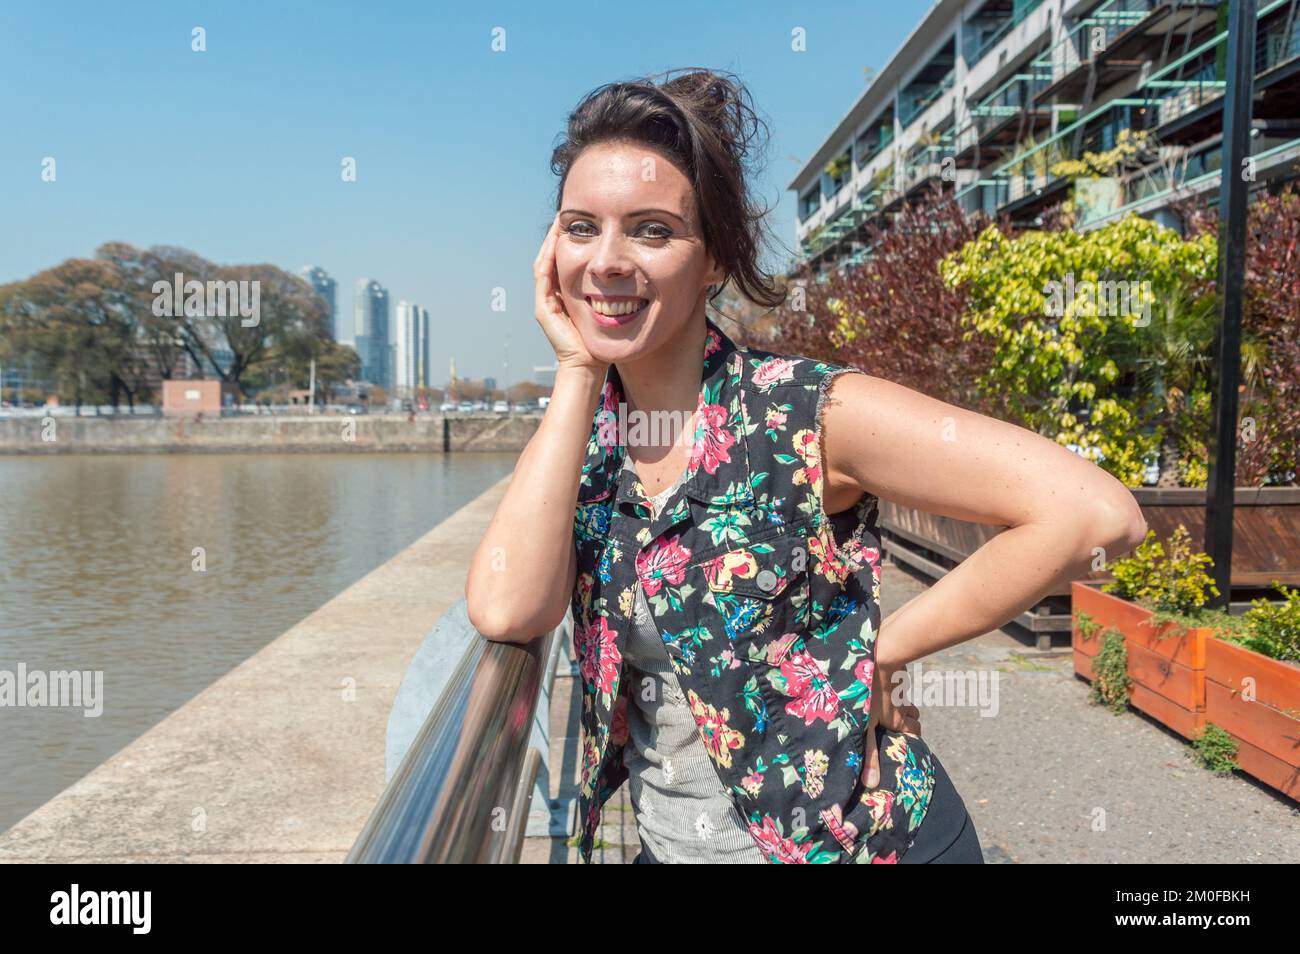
[699,529,812,663]
[838,724,937,863]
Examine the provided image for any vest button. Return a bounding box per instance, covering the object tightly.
[755,569,778,592]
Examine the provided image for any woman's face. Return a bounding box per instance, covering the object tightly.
[556,140,722,365]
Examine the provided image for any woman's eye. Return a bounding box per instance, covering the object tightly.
[562,222,671,240]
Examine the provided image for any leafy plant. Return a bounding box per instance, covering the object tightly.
[1089,627,1131,713]
[1214,581,1300,664]
[939,214,1218,486]
[1190,722,1238,776]
[777,192,1009,418]
[1103,524,1220,617]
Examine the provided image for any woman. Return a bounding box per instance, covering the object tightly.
[466,68,1147,864]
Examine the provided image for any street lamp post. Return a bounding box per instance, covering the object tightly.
[1204,0,1258,610]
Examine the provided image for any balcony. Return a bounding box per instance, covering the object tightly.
[1141,1,1300,144]
[989,97,1154,222]
[1034,0,1219,105]
[903,143,951,195]
[955,177,1012,217]
[900,70,956,128]
[901,35,958,129]
[953,71,1055,167]
[963,0,1048,69]
[855,119,896,171]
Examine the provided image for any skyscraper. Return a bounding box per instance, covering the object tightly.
[301,266,339,342]
[353,279,389,387]
[393,300,430,400]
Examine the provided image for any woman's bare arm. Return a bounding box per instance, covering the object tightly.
[466,214,608,644]
[465,366,601,643]
[820,373,1148,670]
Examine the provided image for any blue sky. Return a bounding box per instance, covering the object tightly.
[0,1,921,382]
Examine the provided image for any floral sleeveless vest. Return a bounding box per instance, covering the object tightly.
[570,316,936,863]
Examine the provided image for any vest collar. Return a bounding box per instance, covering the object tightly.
[583,315,755,534]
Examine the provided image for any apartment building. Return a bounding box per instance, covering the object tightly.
[791,0,1300,277]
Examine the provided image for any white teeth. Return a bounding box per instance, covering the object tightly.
[589,298,647,317]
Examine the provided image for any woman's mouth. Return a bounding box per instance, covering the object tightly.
[586,295,649,327]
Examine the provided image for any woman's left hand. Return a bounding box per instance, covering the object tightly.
[861,662,921,789]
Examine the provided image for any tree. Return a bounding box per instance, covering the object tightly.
[773,191,1009,416]
[938,214,1219,485]
[0,258,141,412]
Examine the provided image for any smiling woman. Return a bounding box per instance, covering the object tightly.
[464,67,1147,865]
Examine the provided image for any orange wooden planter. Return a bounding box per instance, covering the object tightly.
[1204,637,1300,800]
[1071,582,1209,740]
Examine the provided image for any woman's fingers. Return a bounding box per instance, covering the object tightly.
[861,709,880,788]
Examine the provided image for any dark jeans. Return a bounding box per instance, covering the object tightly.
[632,744,982,864]
[897,743,984,863]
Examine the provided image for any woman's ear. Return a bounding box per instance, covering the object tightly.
[704,251,724,290]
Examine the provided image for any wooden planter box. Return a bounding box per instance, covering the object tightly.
[1074,583,1300,800]
[1204,638,1300,800]
[1071,582,1210,740]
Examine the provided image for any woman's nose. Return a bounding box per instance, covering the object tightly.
[588,231,635,275]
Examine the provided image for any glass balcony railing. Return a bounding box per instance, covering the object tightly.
[1134,0,1297,128]
[955,178,1011,217]
[855,126,895,169]
[962,0,1048,69]
[990,97,1152,205]
[903,144,947,191]
[900,69,956,128]
[1147,61,1224,127]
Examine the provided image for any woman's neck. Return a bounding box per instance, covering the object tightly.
[615,311,706,468]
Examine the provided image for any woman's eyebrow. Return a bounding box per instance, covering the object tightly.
[560,208,687,224]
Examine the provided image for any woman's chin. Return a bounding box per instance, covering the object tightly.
[579,317,653,364]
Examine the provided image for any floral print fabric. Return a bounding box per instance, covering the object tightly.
[570,316,936,863]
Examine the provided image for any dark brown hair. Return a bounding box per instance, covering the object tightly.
[549,67,787,309]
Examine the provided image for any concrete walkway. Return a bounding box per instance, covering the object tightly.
[0,474,512,862]
[524,559,1300,864]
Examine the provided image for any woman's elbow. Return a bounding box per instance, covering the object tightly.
[1089,490,1149,556]
[466,594,562,645]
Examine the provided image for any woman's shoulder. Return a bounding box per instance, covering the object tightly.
[733,340,865,390]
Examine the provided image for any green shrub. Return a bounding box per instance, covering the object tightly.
[1190,723,1239,776]
[1215,581,1300,664]
[1103,524,1219,616]
[1089,627,1131,714]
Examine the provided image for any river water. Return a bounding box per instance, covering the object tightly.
[0,452,517,834]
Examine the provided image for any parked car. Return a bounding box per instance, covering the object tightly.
[457,401,474,413]
[439,401,456,412]
[492,400,509,414]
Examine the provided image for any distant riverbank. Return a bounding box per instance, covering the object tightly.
[0,413,540,454]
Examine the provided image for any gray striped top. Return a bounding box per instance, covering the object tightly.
[622,464,768,863]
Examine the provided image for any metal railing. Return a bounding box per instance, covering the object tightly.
[347,613,567,863]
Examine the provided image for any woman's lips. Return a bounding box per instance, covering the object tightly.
[586,296,649,327]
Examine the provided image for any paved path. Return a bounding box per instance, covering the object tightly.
[524,557,1300,864]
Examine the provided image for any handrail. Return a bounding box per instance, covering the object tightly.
[347,611,566,863]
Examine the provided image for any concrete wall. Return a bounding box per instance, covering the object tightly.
[0,414,541,454]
